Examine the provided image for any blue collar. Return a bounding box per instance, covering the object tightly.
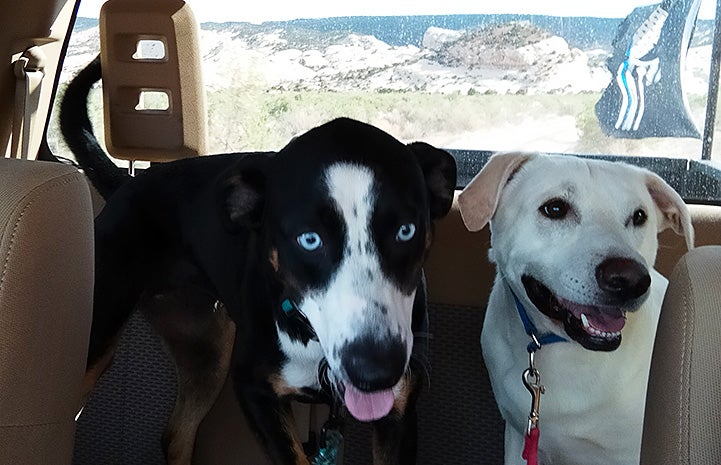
[509,287,567,352]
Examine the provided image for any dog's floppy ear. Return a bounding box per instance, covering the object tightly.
[458,152,534,232]
[218,153,270,232]
[407,142,457,219]
[645,172,694,250]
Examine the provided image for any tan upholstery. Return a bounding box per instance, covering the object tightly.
[100,0,207,161]
[656,205,721,276]
[0,0,76,159]
[640,245,721,465]
[0,157,94,465]
[425,192,494,308]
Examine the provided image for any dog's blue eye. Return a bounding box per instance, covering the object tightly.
[297,232,322,251]
[396,223,416,242]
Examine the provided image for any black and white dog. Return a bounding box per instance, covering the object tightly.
[61,57,456,465]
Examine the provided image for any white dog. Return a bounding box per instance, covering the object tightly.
[458,153,694,465]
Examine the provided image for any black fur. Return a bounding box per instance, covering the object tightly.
[59,56,129,199]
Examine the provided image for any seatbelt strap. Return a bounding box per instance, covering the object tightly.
[10,46,46,159]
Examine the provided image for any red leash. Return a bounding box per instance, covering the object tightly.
[522,426,540,465]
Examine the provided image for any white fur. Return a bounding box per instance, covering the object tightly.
[294,163,414,387]
[276,328,325,390]
[473,155,690,465]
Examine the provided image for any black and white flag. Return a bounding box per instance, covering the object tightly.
[595,0,702,139]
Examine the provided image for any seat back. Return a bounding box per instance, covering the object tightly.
[0,157,94,465]
[641,245,721,465]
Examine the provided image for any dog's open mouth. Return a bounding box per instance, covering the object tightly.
[521,275,626,351]
[342,382,394,422]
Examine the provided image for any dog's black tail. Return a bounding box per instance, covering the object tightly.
[60,55,130,199]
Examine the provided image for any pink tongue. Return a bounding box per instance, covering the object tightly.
[343,383,394,422]
[561,299,627,333]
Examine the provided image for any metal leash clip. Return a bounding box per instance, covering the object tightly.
[522,350,545,434]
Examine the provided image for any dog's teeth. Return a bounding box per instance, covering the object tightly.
[581,313,590,328]
[579,314,620,339]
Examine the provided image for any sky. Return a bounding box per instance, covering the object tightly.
[78,0,718,23]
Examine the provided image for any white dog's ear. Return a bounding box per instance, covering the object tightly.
[458,152,534,232]
[646,172,694,250]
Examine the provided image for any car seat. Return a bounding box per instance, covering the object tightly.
[0,157,94,465]
[641,245,721,465]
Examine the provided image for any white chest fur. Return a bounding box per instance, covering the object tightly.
[483,273,666,465]
[276,327,326,391]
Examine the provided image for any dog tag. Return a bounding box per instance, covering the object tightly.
[312,416,343,465]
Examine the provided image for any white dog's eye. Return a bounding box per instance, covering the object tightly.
[396,223,416,242]
[632,208,648,226]
[540,199,569,219]
[297,232,323,251]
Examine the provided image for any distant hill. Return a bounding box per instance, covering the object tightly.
[269,15,625,50]
[74,13,715,50]
[206,14,714,50]
[53,14,717,160]
[63,14,713,96]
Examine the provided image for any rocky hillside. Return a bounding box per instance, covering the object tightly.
[62,18,713,97]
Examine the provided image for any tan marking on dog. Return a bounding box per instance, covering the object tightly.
[392,374,411,414]
[267,373,313,464]
[280,409,311,465]
[130,295,237,465]
[79,334,121,409]
[270,248,280,272]
[269,373,304,397]
[369,374,417,464]
[163,304,236,464]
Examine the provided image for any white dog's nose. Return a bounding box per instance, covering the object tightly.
[595,257,651,301]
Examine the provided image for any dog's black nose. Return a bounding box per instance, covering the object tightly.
[595,257,651,301]
[341,336,407,391]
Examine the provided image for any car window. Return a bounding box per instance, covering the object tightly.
[48,0,721,201]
